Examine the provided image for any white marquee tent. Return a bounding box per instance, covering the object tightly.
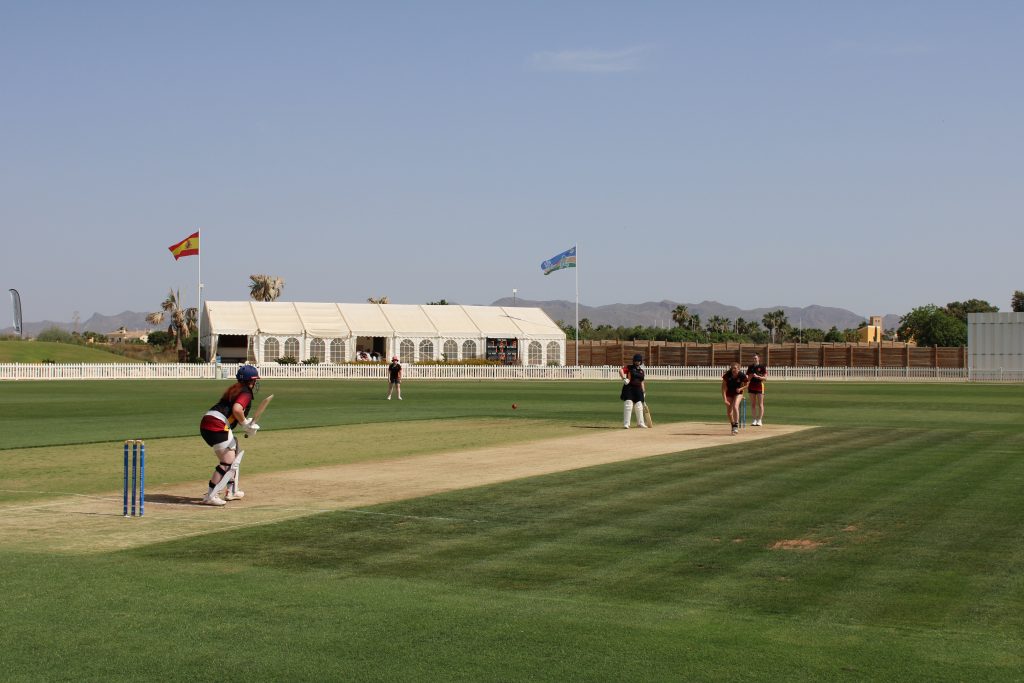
[201,301,567,366]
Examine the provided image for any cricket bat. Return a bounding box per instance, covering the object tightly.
[234,394,273,496]
[243,393,274,438]
[643,402,654,427]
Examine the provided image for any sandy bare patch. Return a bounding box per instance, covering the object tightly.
[0,421,808,554]
[770,539,824,551]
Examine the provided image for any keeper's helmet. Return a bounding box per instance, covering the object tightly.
[633,353,644,364]
[236,364,260,384]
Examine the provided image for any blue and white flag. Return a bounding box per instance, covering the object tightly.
[541,245,576,275]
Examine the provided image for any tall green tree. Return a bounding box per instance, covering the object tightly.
[1011,290,1024,312]
[943,299,998,323]
[898,305,967,347]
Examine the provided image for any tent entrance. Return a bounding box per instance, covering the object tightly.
[356,336,386,361]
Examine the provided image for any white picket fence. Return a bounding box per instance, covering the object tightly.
[0,362,1021,382]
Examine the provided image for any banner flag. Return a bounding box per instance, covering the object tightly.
[168,232,200,260]
[541,245,576,275]
[9,289,22,336]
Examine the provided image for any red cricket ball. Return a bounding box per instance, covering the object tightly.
[512,403,518,409]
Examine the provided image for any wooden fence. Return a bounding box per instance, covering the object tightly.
[567,341,967,369]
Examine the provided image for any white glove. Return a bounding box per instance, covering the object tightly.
[243,418,260,436]
[622,377,630,385]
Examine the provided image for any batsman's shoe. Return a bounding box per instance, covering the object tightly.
[731,426,739,435]
[226,490,245,501]
[201,493,227,507]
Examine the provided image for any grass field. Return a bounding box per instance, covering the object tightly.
[1,379,1022,681]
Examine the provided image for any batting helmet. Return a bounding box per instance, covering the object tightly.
[633,353,643,363]
[236,365,260,383]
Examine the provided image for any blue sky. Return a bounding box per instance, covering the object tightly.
[2,1,1021,324]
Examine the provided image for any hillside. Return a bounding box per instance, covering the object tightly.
[0,340,142,363]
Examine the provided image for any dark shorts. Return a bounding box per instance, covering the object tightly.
[622,386,645,403]
[748,386,764,395]
[389,377,401,384]
[200,428,231,447]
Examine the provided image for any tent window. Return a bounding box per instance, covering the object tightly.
[546,341,561,365]
[418,339,434,362]
[443,339,458,361]
[284,337,300,359]
[264,338,280,360]
[330,339,346,364]
[310,339,326,362]
[528,341,543,365]
[462,340,477,359]
[399,339,415,363]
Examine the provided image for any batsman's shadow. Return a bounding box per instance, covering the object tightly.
[144,493,206,506]
[572,425,624,430]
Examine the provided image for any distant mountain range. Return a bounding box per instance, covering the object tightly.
[1,301,901,338]
[491,299,902,332]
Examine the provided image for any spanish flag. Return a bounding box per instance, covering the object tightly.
[168,231,200,260]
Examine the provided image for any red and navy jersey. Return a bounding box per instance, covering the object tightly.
[200,385,254,432]
[722,370,747,396]
[747,364,767,390]
[622,364,645,387]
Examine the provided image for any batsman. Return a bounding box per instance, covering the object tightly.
[619,353,648,429]
[198,365,271,506]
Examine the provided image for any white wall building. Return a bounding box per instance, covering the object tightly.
[201,301,567,366]
[968,312,1024,372]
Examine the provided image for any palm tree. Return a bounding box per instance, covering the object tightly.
[706,315,730,334]
[367,296,390,304]
[671,304,692,329]
[148,289,196,349]
[762,309,788,343]
[249,275,285,302]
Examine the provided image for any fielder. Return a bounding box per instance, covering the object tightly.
[619,353,648,429]
[386,355,403,400]
[746,353,767,426]
[198,365,262,506]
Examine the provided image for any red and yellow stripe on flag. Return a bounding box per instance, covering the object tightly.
[168,231,200,260]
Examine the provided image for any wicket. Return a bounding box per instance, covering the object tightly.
[123,440,145,517]
[740,397,747,429]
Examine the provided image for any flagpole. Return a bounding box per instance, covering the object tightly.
[575,242,579,367]
[197,228,202,362]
